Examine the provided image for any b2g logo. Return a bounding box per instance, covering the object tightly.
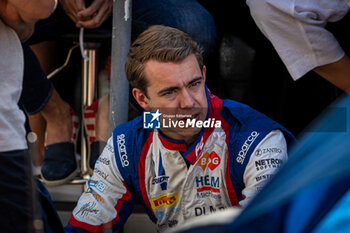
[198,151,221,171]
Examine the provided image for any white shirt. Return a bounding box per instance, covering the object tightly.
[247,0,350,80]
[0,20,27,151]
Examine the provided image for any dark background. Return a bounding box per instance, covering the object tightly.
[199,0,346,137]
[53,1,349,138]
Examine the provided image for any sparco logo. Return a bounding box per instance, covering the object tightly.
[236,131,259,164]
[117,134,129,167]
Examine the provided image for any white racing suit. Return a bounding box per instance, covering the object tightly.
[65,90,295,233]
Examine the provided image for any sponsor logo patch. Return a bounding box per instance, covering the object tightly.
[167,219,178,228]
[236,131,259,164]
[96,156,110,166]
[197,151,221,171]
[195,137,204,158]
[117,134,129,167]
[255,148,282,157]
[194,206,225,216]
[89,179,107,193]
[94,167,109,180]
[255,158,284,171]
[152,150,169,191]
[195,175,220,194]
[88,193,105,203]
[155,208,181,220]
[255,174,274,182]
[151,193,179,209]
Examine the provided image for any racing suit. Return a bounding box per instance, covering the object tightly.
[65,90,295,233]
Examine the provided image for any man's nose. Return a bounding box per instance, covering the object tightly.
[179,89,195,109]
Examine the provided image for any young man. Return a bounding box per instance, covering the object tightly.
[66,25,295,233]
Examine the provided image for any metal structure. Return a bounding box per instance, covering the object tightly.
[109,0,132,136]
[79,0,132,179]
[80,44,98,179]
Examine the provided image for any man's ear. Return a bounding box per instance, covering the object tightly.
[202,65,207,83]
[132,88,151,111]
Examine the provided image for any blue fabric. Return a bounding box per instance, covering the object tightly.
[112,116,157,224]
[222,99,295,201]
[0,150,64,233]
[232,94,350,230]
[41,142,77,181]
[64,224,89,233]
[175,94,350,233]
[313,189,350,233]
[36,179,65,233]
[0,150,32,233]
[132,0,217,59]
[20,44,53,114]
[285,183,330,233]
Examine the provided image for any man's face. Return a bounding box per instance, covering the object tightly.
[133,54,208,143]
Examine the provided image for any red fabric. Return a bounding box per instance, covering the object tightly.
[138,131,156,218]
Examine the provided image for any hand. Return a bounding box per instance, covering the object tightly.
[61,0,86,24]
[76,0,113,28]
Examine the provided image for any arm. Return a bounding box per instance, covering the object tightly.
[65,137,135,232]
[7,0,57,21]
[0,0,57,41]
[239,130,288,207]
[246,0,350,83]
[313,54,350,92]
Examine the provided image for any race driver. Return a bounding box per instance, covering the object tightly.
[65,25,295,233]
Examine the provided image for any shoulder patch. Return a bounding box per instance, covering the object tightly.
[236,131,259,164]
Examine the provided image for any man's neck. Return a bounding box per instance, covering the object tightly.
[159,129,198,147]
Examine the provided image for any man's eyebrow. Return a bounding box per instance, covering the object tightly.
[157,76,203,96]
[187,76,203,86]
[157,86,179,96]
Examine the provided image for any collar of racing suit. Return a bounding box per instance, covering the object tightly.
[156,86,226,165]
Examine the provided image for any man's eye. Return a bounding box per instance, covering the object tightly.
[163,90,175,96]
[190,81,201,87]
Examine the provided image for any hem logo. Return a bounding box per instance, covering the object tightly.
[151,193,179,209]
[195,175,220,190]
